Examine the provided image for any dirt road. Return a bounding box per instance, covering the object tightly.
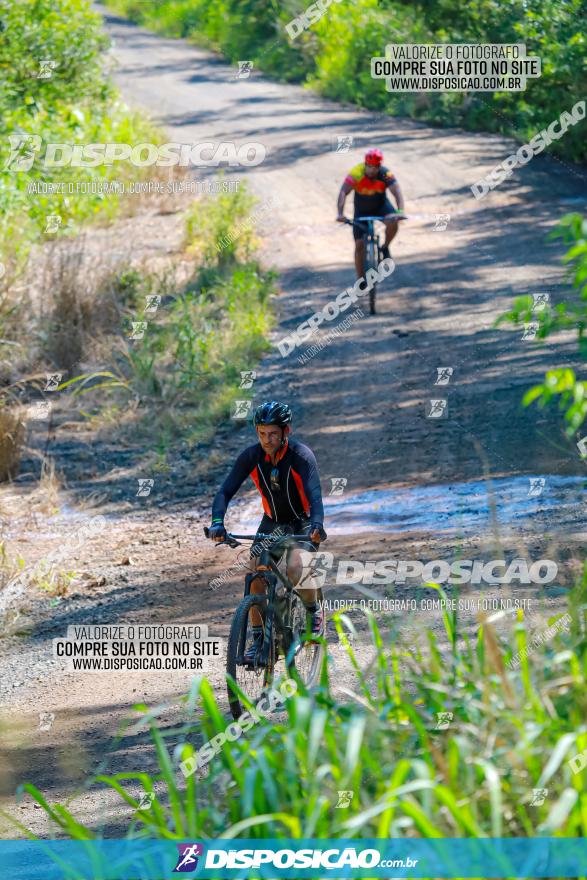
[1,5,586,837]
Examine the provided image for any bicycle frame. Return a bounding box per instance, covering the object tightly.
[206,529,316,667]
[244,543,308,666]
[341,214,406,315]
[345,215,382,253]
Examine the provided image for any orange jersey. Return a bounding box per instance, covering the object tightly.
[344,163,396,213]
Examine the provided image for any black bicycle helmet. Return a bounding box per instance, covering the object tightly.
[252,400,292,428]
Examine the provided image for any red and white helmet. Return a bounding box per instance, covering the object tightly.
[365,148,383,166]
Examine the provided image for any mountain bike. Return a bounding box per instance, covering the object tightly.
[204,528,325,720]
[343,214,406,315]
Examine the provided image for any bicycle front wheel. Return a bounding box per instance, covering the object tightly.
[286,594,324,689]
[226,594,274,719]
[365,235,378,315]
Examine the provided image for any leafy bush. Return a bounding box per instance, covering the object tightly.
[498,213,587,437]
[184,181,261,267]
[103,0,587,163]
[0,0,163,267]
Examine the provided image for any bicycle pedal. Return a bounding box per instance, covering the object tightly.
[243,658,263,670]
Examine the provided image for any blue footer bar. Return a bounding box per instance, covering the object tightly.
[2,838,586,879]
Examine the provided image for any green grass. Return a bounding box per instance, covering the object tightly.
[60,182,276,446]
[6,575,586,841]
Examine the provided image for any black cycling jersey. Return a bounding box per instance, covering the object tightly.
[212,437,324,527]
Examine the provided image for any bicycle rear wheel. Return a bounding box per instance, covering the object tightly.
[226,594,274,720]
[365,235,378,315]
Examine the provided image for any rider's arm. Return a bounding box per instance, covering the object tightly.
[211,446,256,524]
[293,444,324,527]
[337,181,353,218]
[388,180,405,213]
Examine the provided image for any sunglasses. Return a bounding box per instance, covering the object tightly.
[270,467,280,492]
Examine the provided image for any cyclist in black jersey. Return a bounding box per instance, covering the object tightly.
[207,401,327,663]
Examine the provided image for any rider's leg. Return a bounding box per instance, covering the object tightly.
[288,546,324,635]
[354,238,366,279]
[383,217,399,248]
[286,546,317,610]
[247,557,267,626]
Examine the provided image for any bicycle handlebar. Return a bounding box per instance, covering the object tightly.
[341,214,407,228]
[204,527,320,548]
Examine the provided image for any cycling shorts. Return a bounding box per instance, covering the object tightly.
[352,198,396,240]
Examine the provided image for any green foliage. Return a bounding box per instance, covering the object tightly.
[106,0,307,76]
[498,213,587,436]
[184,180,261,267]
[0,0,163,267]
[62,186,275,443]
[29,561,78,596]
[103,0,587,163]
[10,578,587,840]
